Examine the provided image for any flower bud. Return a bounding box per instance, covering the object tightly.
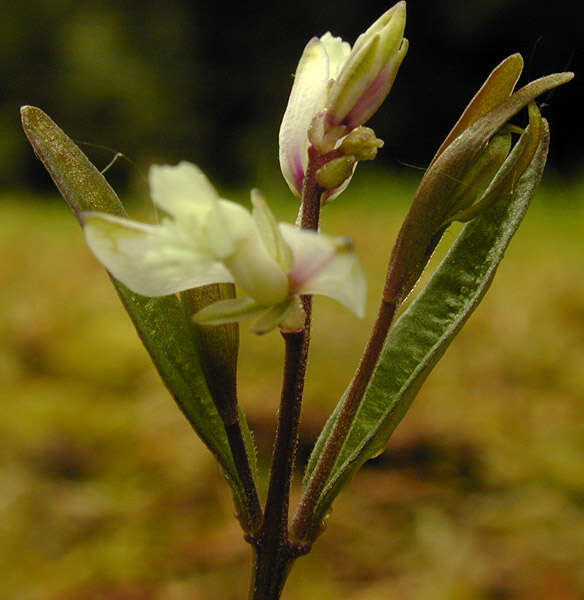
[315,156,357,190]
[279,3,407,198]
[446,128,511,223]
[383,55,573,306]
[339,126,384,161]
[319,2,407,151]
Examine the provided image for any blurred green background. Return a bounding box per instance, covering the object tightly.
[2,1,584,599]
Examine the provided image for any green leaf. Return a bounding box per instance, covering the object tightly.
[20,106,254,525]
[304,115,551,533]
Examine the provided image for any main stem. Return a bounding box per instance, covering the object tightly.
[248,152,323,599]
[249,330,308,599]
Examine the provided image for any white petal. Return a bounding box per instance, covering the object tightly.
[148,163,256,262]
[304,249,367,317]
[280,224,366,317]
[328,3,407,130]
[279,37,330,196]
[148,161,219,218]
[83,212,233,297]
[320,32,351,81]
[326,35,380,128]
[352,2,406,54]
[207,199,256,259]
[223,231,289,305]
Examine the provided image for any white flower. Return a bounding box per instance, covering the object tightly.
[82,162,366,334]
[278,2,408,199]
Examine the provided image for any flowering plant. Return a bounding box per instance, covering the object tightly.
[21,3,572,598]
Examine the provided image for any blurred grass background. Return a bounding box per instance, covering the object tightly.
[2,169,584,599]
[2,0,584,598]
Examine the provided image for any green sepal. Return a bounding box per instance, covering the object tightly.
[193,296,266,325]
[445,129,511,223]
[303,114,551,538]
[316,156,357,191]
[20,106,255,529]
[181,283,258,483]
[447,102,543,225]
[253,299,293,335]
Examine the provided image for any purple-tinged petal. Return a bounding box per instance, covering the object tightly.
[280,224,366,317]
[279,37,330,196]
[341,44,407,129]
[326,2,407,133]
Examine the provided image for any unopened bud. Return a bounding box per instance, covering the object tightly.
[446,128,511,223]
[340,126,384,161]
[325,2,407,139]
[279,3,407,199]
[383,55,573,307]
[316,156,357,190]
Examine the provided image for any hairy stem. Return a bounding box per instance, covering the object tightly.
[249,330,308,599]
[262,331,308,539]
[291,297,398,543]
[225,417,263,533]
[247,151,324,599]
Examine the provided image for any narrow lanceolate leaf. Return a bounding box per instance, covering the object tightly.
[304,115,550,534]
[20,106,255,528]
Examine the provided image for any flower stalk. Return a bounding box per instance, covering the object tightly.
[249,330,310,600]
[248,136,327,597]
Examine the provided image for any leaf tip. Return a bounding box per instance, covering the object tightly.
[20,106,52,151]
[507,52,524,67]
[562,71,575,83]
[20,105,41,130]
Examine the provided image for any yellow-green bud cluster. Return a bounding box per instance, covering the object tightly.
[340,126,385,161]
